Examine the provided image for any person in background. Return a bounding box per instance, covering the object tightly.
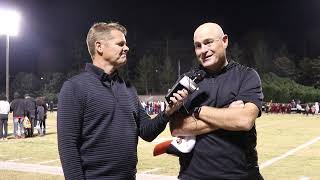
[10,92,26,138]
[24,94,37,137]
[49,101,54,113]
[58,22,188,180]
[0,94,10,140]
[36,97,47,136]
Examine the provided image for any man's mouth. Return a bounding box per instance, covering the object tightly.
[203,55,212,62]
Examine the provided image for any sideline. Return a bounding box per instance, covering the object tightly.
[0,161,177,180]
[7,157,32,162]
[260,136,320,169]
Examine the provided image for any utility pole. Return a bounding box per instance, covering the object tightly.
[177,59,180,77]
[6,34,9,101]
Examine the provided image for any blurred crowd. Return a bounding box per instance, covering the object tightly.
[0,92,55,140]
[264,99,319,115]
[140,101,166,115]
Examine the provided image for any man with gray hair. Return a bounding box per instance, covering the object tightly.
[58,22,188,180]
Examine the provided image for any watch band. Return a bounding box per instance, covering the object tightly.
[193,106,201,119]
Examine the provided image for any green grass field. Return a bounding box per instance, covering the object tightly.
[0,113,319,179]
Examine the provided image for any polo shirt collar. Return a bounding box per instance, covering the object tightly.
[199,60,236,77]
[85,63,119,82]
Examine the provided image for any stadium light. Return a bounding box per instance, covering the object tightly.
[0,9,21,101]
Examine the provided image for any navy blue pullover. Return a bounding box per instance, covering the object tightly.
[58,63,169,180]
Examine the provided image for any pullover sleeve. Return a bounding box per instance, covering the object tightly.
[57,80,85,180]
[137,102,169,142]
[236,68,263,116]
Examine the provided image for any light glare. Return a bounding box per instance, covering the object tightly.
[0,9,21,36]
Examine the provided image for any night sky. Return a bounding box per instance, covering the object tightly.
[0,0,319,75]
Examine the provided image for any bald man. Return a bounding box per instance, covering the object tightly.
[170,22,264,179]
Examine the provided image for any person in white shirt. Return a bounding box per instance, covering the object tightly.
[315,102,319,114]
[0,94,10,140]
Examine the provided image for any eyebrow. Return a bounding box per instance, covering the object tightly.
[194,38,214,45]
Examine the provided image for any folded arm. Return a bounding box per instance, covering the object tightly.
[170,113,217,136]
[198,102,259,131]
[170,100,259,136]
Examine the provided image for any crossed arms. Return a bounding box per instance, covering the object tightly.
[170,100,260,136]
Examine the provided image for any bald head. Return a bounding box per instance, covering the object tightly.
[194,23,225,40]
[193,22,228,72]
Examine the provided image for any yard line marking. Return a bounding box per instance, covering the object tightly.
[141,168,161,174]
[137,174,177,180]
[0,161,178,179]
[38,159,60,165]
[0,161,63,175]
[299,176,310,180]
[151,137,172,143]
[260,136,320,169]
[7,157,32,162]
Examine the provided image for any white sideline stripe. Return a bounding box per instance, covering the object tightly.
[141,168,161,174]
[299,176,310,180]
[260,136,320,169]
[38,159,60,165]
[0,161,178,179]
[151,137,172,143]
[7,157,32,162]
[0,161,63,175]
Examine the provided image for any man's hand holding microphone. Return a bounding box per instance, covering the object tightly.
[164,89,189,117]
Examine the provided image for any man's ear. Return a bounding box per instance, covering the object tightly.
[222,34,228,48]
[95,41,103,54]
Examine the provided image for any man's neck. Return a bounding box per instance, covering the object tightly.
[92,58,115,75]
[207,58,228,74]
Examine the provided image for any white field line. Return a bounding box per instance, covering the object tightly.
[137,174,177,180]
[151,137,172,143]
[38,159,60,165]
[7,157,32,162]
[0,161,178,179]
[260,136,320,169]
[0,136,49,144]
[0,161,63,175]
[141,168,161,174]
[299,176,310,180]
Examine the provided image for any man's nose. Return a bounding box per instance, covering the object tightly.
[200,44,209,54]
[124,45,129,52]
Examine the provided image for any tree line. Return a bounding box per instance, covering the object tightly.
[1,30,320,103]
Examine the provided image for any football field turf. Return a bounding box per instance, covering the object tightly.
[0,113,319,179]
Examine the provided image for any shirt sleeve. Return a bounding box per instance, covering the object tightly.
[235,69,264,116]
[136,99,169,142]
[57,80,85,180]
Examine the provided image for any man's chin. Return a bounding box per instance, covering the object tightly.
[117,60,127,67]
[202,60,214,67]
[201,59,221,70]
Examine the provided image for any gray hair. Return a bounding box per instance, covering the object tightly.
[86,22,127,58]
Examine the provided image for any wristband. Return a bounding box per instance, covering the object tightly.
[193,106,201,119]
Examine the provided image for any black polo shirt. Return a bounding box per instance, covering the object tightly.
[179,61,264,180]
[58,63,169,180]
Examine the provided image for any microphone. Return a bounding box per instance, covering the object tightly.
[165,69,206,104]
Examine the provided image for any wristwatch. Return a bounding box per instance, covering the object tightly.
[193,106,202,119]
